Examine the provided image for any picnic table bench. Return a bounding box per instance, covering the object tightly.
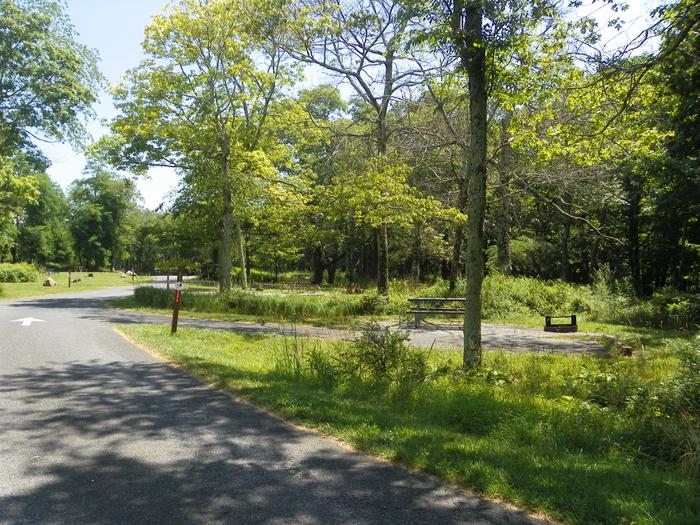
[544,314,578,333]
[407,297,465,328]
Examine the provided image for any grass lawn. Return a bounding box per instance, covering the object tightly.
[117,324,700,525]
[0,271,153,300]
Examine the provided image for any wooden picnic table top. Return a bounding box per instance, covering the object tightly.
[407,297,466,303]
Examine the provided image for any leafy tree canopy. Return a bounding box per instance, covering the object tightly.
[0,0,100,169]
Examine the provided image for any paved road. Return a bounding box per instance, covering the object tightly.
[0,287,547,525]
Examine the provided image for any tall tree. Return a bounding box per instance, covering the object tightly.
[0,155,37,260]
[286,0,426,295]
[69,167,138,270]
[17,172,74,266]
[109,0,294,291]
[0,0,98,260]
[411,0,571,365]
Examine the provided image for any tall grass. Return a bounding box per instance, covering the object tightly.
[231,268,314,284]
[291,324,699,479]
[133,286,388,322]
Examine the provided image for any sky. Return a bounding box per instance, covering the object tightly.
[44,0,175,210]
[42,0,660,211]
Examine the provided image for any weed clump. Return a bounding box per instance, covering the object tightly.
[337,322,428,388]
[278,322,429,397]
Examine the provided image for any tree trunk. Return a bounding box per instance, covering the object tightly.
[311,246,324,285]
[459,0,487,368]
[449,178,468,292]
[411,222,421,282]
[219,185,234,292]
[560,191,573,282]
[327,262,337,285]
[373,48,393,296]
[377,224,390,295]
[235,218,248,290]
[449,227,464,292]
[561,218,571,282]
[359,239,369,280]
[624,173,642,296]
[344,235,354,284]
[495,113,512,274]
[673,226,688,290]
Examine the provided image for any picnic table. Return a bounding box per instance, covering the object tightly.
[544,314,578,333]
[407,297,466,328]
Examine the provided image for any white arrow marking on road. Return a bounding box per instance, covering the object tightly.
[11,317,46,327]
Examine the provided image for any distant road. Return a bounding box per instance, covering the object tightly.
[0,286,545,524]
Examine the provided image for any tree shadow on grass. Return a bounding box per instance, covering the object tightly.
[387,431,700,525]
[0,359,543,525]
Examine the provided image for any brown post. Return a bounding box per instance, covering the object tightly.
[68,270,71,288]
[171,268,183,334]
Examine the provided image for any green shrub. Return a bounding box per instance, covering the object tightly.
[570,361,652,410]
[225,290,362,320]
[415,274,698,330]
[276,322,429,397]
[646,342,700,476]
[356,291,388,315]
[612,292,700,330]
[0,263,38,283]
[136,272,698,330]
[305,346,340,389]
[462,274,596,319]
[232,267,277,283]
[134,286,173,308]
[274,335,314,379]
[231,268,314,284]
[335,322,429,390]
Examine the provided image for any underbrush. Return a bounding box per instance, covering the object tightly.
[0,263,38,283]
[421,273,699,330]
[121,322,700,525]
[613,291,700,331]
[231,268,312,284]
[133,271,699,331]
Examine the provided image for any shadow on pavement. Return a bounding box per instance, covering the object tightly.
[6,296,117,310]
